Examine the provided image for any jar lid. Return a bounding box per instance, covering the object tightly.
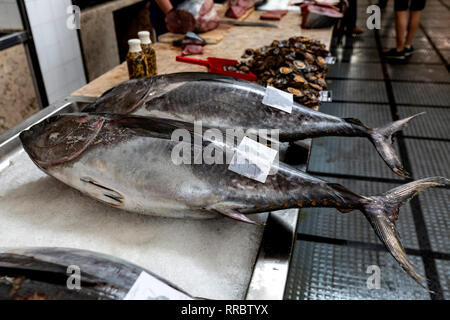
[138,31,152,44]
[128,39,142,53]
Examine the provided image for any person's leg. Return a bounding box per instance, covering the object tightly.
[405,0,426,46]
[343,0,357,34]
[395,10,408,51]
[347,0,364,34]
[384,0,408,59]
[405,10,421,46]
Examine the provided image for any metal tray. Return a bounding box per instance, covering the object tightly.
[0,96,297,300]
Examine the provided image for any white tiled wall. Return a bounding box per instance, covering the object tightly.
[25,0,86,104]
[0,0,23,30]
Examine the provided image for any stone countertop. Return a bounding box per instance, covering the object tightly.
[72,9,333,98]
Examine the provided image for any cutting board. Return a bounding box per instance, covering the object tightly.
[158,5,255,44]
[158,23,232,44]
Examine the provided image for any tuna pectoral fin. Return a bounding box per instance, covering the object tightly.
[362,177,449,289]
[211,207,263,225]
[369,113,424,178]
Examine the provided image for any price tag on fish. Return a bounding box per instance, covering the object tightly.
[124,271,192,300]
[262,85,293,113]
[325,56,336,64]
[319,90,332,102]
[228,136,278,183]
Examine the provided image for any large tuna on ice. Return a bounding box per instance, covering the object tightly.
[84,72,422,178]
[0,247,193,300]
[20,113,449,287]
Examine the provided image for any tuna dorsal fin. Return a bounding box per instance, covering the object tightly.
[344,117,366,127]
[211,207,264,225]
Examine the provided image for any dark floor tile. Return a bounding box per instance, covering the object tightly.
[435,260,450,300]
[379,28,426,38]
[285,241,429,300]
[404,138,450,178]
[382,37,433,49]
[421,19,450,28]
[398,105,450,139]
[344,36,378,49]
[418,189,450,254]
[387,64,450,82]
[327,79,388,103]
[392,82,450,106]
[423,27,450,39]
[328,63,384,80]
[405,49,443,64]
[334,48,380,63]
[430,37,450,50]
[440,49,450,64]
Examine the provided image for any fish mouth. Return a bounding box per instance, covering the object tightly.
[20,114,105,167]
[80,177,124,207]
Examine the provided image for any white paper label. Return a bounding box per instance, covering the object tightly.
[262,86,293,113]
[228,136,278,183]
[124,271,193,300]
[325,56,336,64]
[319,90,332,102]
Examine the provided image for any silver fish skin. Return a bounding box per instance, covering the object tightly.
[83,72,422,178]
[20,113,449,287]
[0,247,193,300]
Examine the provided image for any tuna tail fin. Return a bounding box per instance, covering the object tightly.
[362,177,449,288]
[369,113,425,178]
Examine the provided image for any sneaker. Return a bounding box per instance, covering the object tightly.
[404,45,414,57]
[383,48,406,60]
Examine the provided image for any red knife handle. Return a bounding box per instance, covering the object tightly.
[176,56,210,69]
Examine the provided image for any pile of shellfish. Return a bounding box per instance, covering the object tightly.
[232,37,329,109]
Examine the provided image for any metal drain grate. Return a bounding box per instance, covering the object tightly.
[435,260,450,300]
[387,64,450,82]
[328,63,384,80]
[418,189,450,254]
[333,48,381,63]
[327,79,389,103]
[398,106,450,139]
[404,138,450,178]
[381,37,433,50]
[308,136,402,179]
[285,241,429,300]
[392,82,450,106]
[286,0,449,300]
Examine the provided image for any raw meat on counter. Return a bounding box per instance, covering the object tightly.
[165,0,220,34]
[182,44,204,55]
[260,10,288,20]
[226,0,256,19]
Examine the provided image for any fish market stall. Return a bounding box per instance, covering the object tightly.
[72,10,333,98]
[0,8,333,300]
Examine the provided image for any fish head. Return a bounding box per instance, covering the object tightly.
[20,114,105,169]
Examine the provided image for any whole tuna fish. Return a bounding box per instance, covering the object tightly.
[20,113,448,287]
[83,72,421,178]
[0,247,193,300]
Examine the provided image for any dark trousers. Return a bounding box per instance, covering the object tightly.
[343,0,357,30]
